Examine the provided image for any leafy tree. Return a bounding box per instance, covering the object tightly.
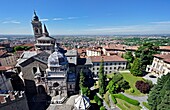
[135,81,151,93]
[14,46,32,52]
[81,86,90,96]
[123,51,135,69]
[130,58,143,76]
[148,73,170,110]
[98,59,106,96]
[106,74,130,93]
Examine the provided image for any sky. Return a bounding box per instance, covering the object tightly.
[1,0,170,35]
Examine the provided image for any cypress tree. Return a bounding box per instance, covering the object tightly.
[98,59,106,96]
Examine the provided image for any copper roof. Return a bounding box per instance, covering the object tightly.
[90,55,127,62]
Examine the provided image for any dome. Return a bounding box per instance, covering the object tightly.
[48,49,67,66]
[74,95,90,110]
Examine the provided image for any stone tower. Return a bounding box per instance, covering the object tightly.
[31,10,43,40]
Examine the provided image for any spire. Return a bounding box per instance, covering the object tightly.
[43,24,49,36]
[34,10,37,16]
[33,10,39,21]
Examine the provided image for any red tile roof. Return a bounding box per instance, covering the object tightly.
[0,50,7,57]
[90,55,127,62]
[154,54,170,63]
[0,66,13,71]
[159,46,170,51]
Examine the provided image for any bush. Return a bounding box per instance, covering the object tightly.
[111,94,117,104]
[98,100,102,106]
[135,81,151,93]
[100,106,105,110]
[129,88,135,93]
[94,95,100,103]
[113,94,140,106]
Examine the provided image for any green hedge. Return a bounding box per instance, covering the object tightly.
[113,94,140,106]
[111,94,117,104]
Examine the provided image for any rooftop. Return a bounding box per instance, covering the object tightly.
[90,55,127,62]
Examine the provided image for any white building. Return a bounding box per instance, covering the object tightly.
[90,55,127,77]
[146,54,170,76]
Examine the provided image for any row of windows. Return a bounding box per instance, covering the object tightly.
[94,62,126,66]
[94,66,125,70]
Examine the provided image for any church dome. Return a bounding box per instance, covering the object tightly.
[48,44,67,66]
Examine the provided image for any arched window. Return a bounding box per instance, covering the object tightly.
[32,67,37,74]
[53,82,59,87]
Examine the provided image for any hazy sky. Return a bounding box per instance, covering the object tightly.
[1,0,170,35]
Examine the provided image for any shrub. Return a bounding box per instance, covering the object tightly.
[111,94,117,104]
[94,95,100,103]
[135,81,150,93]
[113,94,140,106]
[100,106,105,110]
[98,100,102,106]
[129,88,135,93]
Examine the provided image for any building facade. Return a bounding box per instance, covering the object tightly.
[146,54,170,76]
[90,55,127,77]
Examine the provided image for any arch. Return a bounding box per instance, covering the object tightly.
[32,67,37,74]
[53,82,59,87]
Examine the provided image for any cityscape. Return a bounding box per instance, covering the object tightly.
[0,0,170,110]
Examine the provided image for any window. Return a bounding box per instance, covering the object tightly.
[123,63,125,65]
[105,67,108,70]
[97,63,99,66]
[97,68,99,70]
[110,63,112,65]
[114,67,116,69]
[110,67,112,70]
[105,71,107,74]
[110,71,112,73]
[119,63,121,65]
[106,63,108,65]
[114,63,117,65]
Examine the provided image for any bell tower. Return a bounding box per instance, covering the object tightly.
[31,10,42,40]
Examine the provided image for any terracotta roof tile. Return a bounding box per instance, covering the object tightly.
[90,55,127,62]
[0,66,13,71]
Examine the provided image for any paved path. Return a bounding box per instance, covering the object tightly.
[109,95,120,110]
[66,95,78,105]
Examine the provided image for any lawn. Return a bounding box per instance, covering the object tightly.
[116,98,141,110]
[121,73,145,96]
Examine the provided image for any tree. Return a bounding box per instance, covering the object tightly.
[106,74,130,93]
[157,91,170,110]
[135,81,151,93]
[98,59,106,96]
[147,73,170,110]
[79,69,85,88]
[123,51,134,69]
[135,42,159,70]
[130,58,143,76]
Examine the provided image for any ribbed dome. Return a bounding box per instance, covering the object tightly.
[74,95,90,110]
[48,44,67,66]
